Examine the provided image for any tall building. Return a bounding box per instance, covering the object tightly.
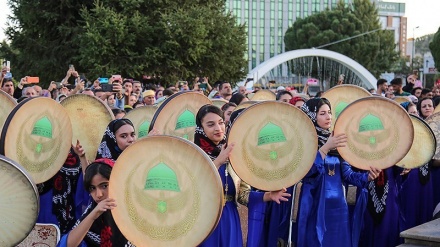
[376,1,407,56]
[225,0,405,77]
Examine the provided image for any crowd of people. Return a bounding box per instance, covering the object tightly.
[1,65,440,247]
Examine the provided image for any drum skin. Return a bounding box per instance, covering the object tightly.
[0,90,17,135]
[0,155,39,246]
[228,101,317,191]
[0,97,72,184]
[334,96,414,170]
[109,135,223,247]
[322,84,371,130]
[149,92,211,142]
[124,105,157,139]
[61,94,114,162]
[396,115,436,168]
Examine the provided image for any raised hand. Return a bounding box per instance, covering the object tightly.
[91,198,117,219]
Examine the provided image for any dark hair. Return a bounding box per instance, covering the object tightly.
[276,90,293,101]
[94,88,104,93]
[421,88,432,96]
[221,102,237,111]
[132,102,143,108]
[196,104,224,127]
[315,91,324,98]
[163,89,174,97]
[377,78,387,87]
[318,98,332,111]
[112,108,126,117]
[218,81,230,91]
[229,93,246,105]
[433,96,440,108]
[411,87,422,95]
[390,78,403,86]
[84,161,112,192]
[114,118,134,133]
[417,97,434,118]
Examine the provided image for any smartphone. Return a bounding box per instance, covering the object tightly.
[55,82,62,89]
[5,72,12,79]
[27,77,40,84]
[199,83,207,89]
[99,78,109,84]
[6,61,10,71]
[101,84,114,92]
[69,64,75,71]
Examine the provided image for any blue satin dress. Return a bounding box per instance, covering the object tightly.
[199,164,243,247]
[358,167,402,247]
[296,152,368,247]
[399,167,434,231]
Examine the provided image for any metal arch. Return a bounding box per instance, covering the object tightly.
[243,49,377,89]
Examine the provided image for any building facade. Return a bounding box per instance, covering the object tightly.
[225,0,406,77]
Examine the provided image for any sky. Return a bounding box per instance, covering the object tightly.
[0,0,439,41]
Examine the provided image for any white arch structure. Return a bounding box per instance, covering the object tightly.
[242,49,377,89]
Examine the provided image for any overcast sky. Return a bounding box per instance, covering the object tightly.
[1,0,439,41]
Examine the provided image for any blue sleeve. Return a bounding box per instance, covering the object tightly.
[304,151,325,179]
[57,234,88,247]
[341,161,368,188]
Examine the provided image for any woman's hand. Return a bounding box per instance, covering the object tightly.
[368,166,382,181]
[321,133,347,155]
[263,187,291,204]
[213,143,235,169]
[400,168,411,176]
[72,140,85,157]
[91,198,117,220]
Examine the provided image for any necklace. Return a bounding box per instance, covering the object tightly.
[223,164,229,206]
[328,163,336,176]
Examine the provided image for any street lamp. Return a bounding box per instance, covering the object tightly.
[412,26,420,72]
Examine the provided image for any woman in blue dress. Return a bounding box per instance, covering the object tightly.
[399,99,436,232]
[195,104,290,247]
[295,98,380,247]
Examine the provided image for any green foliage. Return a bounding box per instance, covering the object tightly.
[284,0,398,77]
[430,27,440,72]
[3,0,247,86]
[416,34,435,55]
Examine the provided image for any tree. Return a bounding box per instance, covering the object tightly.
[4,0,247,86]
[284,0,398,78]
[4,0,94,84]
[430,27,440,72]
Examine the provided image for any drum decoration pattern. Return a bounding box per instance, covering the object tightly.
[0,90,17,135]
[60,94,114,162]
[149,92,212,142]
[0,155,39,246]
[426,112,440,160]
[334,97,414,170]
[321,84,371,130]
[228,101,317,191]
[109,136,223,247]
[396,115,436,168]
[124,105,157,139]
[0,97,72,184]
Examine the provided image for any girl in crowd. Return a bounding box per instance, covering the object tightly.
[296,98,380,247]
[59,159,134,247]
[96,119,136,161]
[220,102,237,126]
[289,96,307,108]
[195,105,290,247]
